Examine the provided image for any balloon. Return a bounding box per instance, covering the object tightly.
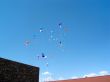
[58,23,62,28]
[46,63,48,67]
[64,27,69,32]
[40,28,43,32]
[42,53,45,58]
[24,40,30,46]
[44,56,47,59]
[59,41,62,44]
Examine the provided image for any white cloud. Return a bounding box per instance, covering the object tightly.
[41,71,54,82]
[99,70,109,75]
[42,71,51,76]
[71,76,79,79]
[40,76,54,82]
[72,70,110,79]
[58,77,64,80]
[41,70,109,82]
[44,76,54,81]
[83,73,97,77]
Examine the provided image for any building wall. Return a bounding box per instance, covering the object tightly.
[0,58,39,82]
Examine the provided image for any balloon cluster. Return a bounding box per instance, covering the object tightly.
[24,22,68,67]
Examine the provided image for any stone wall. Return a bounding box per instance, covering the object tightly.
[0,58,39,82]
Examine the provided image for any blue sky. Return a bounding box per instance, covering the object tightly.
[0,0,110,81]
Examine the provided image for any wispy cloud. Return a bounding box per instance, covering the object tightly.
[83,73,97,77]
[99,70,109,75]
[71,76,79,79]
[58,77,64,80]
[44,76,54,81]
[40,76,54,82]
[41,70,109,82]
[83,70,109,78]
[42,71,51,76]
[41,71,54,82]
[71,70,110,80]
